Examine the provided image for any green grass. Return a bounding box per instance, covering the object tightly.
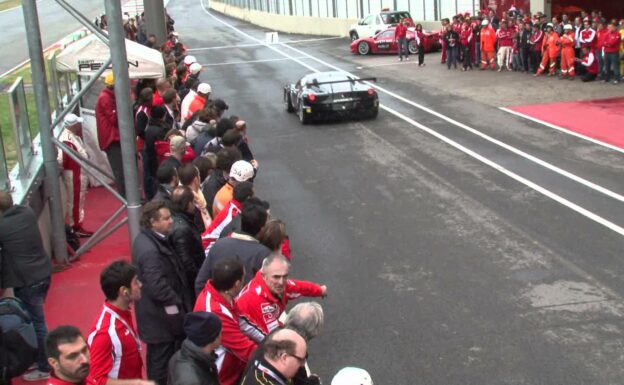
[0,0,20,12]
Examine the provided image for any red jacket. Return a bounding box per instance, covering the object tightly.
[394,24,407,40]
[86,303,143,385]
[603,31,622,53]
[580,28,596,48]
[459,28,473,46]
[236,271,323,337]
[95,88,119,151]
[480,26,497,51]
[596,29,608,49]
[581,50,599,75]
[201,199,242,249]
[194,281,257,385]
[529,30,544,52]
[496,28,514,47]
[153,90,164,106]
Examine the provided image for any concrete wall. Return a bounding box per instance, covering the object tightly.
[209,1,442,37]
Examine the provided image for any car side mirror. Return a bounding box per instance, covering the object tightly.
[358,20,364,25]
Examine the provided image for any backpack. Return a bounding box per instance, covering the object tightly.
[0,297,37,382]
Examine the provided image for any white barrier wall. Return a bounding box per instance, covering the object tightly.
[209,0,446,37]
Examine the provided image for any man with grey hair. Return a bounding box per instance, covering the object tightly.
[160,135,186,172]
[240,329,307,385]
[236,254,327,342]
[244,302,325,385]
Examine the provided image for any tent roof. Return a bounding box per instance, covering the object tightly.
[55,34,165,79]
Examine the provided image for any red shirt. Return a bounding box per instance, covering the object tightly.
[236,271,324,337]
[152,90,164,106]
[194,281,257,385]
[86,303,143,385]
[201,199,242,249]
[48,374,82,385]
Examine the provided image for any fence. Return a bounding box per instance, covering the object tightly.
[217,0,480,21]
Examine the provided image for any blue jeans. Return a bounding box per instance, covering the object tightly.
[15,277,51,371]
[447,45,458,68]
[397,38,408,59]
[603,52,621,82]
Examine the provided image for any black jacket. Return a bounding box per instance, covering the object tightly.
[0,205,51,289]
[132,228,194,343]
[443,30,459,47]
[167,339,219,385]
[170,210,205,289]
[144,119,169,176]
[241,356,289,385]
[153,184,174,209]
[246,338,318,385]
[194,233,270,295]
[202,170,226,217]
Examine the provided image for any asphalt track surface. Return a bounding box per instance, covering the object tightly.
[0,0,102,76]
[174,2,624,383]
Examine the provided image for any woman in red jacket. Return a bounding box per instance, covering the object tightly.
[459,21,474,70]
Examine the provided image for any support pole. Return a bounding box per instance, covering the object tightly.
[104,0,142,243]
[144,0,167,45]
[22,1,68,264]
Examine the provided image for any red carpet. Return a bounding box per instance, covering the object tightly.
[507,97,624,150]
[15,186,132,385]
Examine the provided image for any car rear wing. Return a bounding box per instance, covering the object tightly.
[307,77,377,87]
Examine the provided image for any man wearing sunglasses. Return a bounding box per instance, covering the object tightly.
[240,329,306,385]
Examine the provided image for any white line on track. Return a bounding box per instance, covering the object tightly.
[200,56,307,66]
[199,0,624,236]
[187,36,343,52]
[355,61,420,69]
[499,107,624,154]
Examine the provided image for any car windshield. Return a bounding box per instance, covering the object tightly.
[381,12,411,24]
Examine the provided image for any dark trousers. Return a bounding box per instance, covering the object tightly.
[417,44,424,65]
[461,44,472,68]
[529,50,541,73]
[397,38,408,59]
[603,52,621,81]
[105,142,125,198]
[142,149,156,200]
[146,340,182,385]
[447,45,458,69]
[15,278,51,371]
[520,47,530,71]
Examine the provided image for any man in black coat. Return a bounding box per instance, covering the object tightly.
[132,201,194,385]
[144,106,170,200]
[169,186,204,294]
[194,198,270,295]
[167,312,221,385]
[202,147,241,217]
[152,164,179,209]
[0,191,52,380]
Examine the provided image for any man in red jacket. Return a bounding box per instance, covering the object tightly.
[194,259,257,385]
[236,254,327,340]
[602,22,622,84]
[575,46,599,82]
[480,19,497,70]
[394,19,409,61]
[95,73,124,197]
[87,261,153,385]
[496,21,514,71]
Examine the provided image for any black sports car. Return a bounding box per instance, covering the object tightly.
[284,71,379,124]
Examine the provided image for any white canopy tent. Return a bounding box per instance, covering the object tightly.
[56,34,165,79]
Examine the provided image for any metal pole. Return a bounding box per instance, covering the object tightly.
[22,1,68,264]
[72,217,128,260]
[144,0,167,45]
[74,205,125,257]
[104,0,142,243]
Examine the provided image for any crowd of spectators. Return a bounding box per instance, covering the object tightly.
[0,18,373,385]
[437,8,624,83]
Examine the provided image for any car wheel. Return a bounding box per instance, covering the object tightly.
[408,40,418,54]
[357,41,370,55]
[298,104,311,125]
[284,92,294,113]
[368,107,379,119]
[350,31,359,41]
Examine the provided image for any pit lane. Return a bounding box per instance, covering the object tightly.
[172,1,624,383]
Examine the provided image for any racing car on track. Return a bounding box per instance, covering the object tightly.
[284,71,379,125]
[351,27,441,55]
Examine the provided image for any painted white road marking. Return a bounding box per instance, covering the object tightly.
[199,1,624,237]
[187,36,343,52]
[499,107,624,154]
[200,56,307,66]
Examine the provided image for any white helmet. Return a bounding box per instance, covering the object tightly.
[481,19,489,26]
[184,55,197,65]
[189,62,203,75]
[229,160,255,182]
[331,367,373,385]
